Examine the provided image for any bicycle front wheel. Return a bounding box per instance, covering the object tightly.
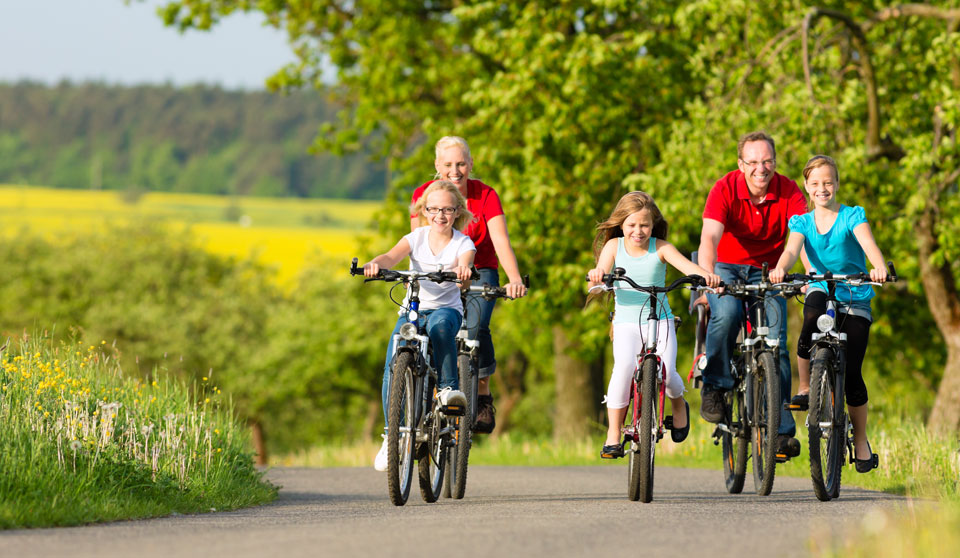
[721,383,748,494]
[444,354,473,500]
[387,352,417,506]
[751,351,780,496]
[628,358,658,503]
[809,347,844,501]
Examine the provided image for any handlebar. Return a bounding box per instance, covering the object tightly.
[466,274,530,300]
[779,260,899,288]
[588,269,714,294]
[350,257,464,285]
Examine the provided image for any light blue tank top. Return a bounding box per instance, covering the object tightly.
[613,237,674,325]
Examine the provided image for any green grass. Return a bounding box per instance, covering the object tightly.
[0,333,277,529]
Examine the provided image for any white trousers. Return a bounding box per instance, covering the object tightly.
[606,320,683,409]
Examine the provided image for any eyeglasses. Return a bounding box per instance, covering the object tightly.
[424,206,458,215]
[740,158,776,169]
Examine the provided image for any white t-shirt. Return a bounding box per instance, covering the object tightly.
[404,226,476,314]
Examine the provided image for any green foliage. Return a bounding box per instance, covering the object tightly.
[0,82,387,199]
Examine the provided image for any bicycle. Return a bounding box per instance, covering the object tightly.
[589,269,706,502]
[350,257,468,506]
[443,276,529,500]
[778,263,897,501]
[697,263,786,496]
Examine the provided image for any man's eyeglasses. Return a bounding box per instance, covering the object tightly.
[424,206,458,215]
[740,158,776,169]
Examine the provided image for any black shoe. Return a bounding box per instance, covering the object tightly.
[601,443,625,459]
[855,441,879,473]
[775,434,801,461]
[784,393,809,412]
[670,400,691,443]
[474,394,496,434]
[699,387,725,424]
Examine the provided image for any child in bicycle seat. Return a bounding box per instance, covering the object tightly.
[362,180,476,471]
[769,155,888,472]
[588,191,720,458]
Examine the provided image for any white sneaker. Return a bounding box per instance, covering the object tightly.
[374,435,388,472]
[437,387,467,408]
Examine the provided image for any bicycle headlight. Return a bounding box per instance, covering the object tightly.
[399,322,418,340]
[816,313,835,333]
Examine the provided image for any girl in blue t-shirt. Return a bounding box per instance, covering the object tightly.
[587,191,720,458]
[770,155,889,473]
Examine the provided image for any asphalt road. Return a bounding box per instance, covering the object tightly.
[2,466,903,558]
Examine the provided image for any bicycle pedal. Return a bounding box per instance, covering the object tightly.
[664,415,674,429]
[774,453,790,463]
[783,403,806,412]
[439,404,465,416]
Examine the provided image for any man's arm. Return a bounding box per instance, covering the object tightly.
[698,218,725,274]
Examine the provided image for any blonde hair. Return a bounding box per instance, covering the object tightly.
[411,180,474,230]
[802,154,839,183]
[435,136,471,159]
[592,191,668,260]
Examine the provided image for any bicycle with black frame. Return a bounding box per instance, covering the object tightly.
[777,262,897,501]
[696,263,788,496]
[351,257,470,506]
[442,275,529,500]
[589,268,707,502]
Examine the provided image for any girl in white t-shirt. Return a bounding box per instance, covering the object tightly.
[363,180,476,471]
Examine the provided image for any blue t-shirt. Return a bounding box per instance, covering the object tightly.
[788,205,873,307]
[613,237,674,325]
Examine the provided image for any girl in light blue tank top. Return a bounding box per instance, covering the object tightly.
[588,192,721,458]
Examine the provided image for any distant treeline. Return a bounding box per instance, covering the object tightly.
[0,81,387,199]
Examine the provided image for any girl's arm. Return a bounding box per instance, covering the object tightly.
[656,240,721,287]
[487,214,527,299]
[363,238,412,277]
[769,232,805,283]
[852,222,888,282]
[587,239,618,285]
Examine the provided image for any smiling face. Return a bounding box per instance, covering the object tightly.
[804,164,839,209]
[423,189,460,234]
[434,146,472,190]
[622,209,654,249]
[737,139,776,196]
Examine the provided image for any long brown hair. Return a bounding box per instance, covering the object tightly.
[592,191,668,261]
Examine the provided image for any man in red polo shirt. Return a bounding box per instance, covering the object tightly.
[697,131,807,460]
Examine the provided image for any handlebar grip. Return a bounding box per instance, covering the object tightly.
[887,261,898,282]
[761,262,769,280]
[523,275,530,288]
[470,266,481,280]
[350,257,360,276]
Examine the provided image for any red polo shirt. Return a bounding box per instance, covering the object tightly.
[411,179,505,269]
[702,170,807,267]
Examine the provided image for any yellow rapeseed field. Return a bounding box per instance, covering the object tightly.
[0,186,382,284]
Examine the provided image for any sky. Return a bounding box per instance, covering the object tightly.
[0,0,298,90]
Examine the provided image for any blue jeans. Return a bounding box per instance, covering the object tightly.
[381,307,462,425]
[465,267,499,378]
[703,263,795,436]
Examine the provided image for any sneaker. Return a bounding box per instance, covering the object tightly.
[474,394,496,434]
[699,386,725,423]
[437,387,467,408]
[775,434,801,461]
[373,435,388,472]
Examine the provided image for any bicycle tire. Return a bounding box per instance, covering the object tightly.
[721,381,748,494]
[418,385,447,503]
[387,352,417,506]
[809,347,844,501]
[444,354,473,500]
[751,351,780,496]
[629,358,658,503]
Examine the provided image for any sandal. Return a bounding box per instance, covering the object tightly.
[601,443,625,459]
[669,401,691,443]
[854,441,879,473]
[784,392,809,412]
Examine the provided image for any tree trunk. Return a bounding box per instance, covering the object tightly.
[250,420,268,465]
[490,350,528,437]
[361,399,380,443]
[553,325,602,440]
[916,205,960,433]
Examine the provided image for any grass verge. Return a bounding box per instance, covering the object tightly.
[0,333,277,529]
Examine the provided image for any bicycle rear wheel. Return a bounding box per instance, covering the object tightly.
[721,382,748,494]
[751,351,780,496]
[809,347,844,501]
[444,354,473,500]
[387,352,417,506]
[627,358,658,503]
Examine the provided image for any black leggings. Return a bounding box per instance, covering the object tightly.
[796,291,872,407]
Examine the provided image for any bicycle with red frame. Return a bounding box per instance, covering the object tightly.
[589,269,709,502]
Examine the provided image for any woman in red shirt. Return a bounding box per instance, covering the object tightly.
[410,136,526,433]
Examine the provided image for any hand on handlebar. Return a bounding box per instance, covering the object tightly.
[769,267,786,284]
[702,272,722,289]
[504,280,527,299]
[587,267,605,284]
[451,265,473,282]
[869,267,887,284]
[363,262,381,278]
